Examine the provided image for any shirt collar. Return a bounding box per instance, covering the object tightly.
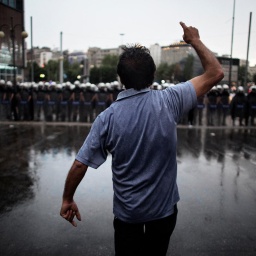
[116,88,150,101]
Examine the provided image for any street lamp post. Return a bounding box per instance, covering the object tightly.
[0,16,28,92]
[59,31,63,83]
[120,33,125,45]
[228,0,236,87]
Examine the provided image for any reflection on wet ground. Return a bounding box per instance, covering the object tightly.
[0,124,91,214]
[0,123,256,256]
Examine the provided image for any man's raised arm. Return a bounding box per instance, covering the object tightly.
[180,22,224,97]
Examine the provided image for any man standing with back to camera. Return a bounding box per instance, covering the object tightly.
[60,22,224,256]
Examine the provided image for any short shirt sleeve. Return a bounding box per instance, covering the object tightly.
[76,116,108,169]
[164,81,197,123]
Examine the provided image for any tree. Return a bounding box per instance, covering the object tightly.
[173,64,182,83]
[155,63,174,83]
[26,61,45,82]
[90,67,101,84]
[238,65,251,86]
[65,61,81,83]
[101,66,117,82]
[253,73,256,84]
[46,60,59,81]
[102,55,118,67]
[89,54,118,83]
[155,62,186,83]
[183,55,194,81]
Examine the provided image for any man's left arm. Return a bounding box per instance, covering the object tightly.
[60,160,88,227]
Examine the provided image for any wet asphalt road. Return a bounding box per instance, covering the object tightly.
[0,122,256,256]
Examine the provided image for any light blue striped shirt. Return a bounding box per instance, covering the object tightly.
[76,81,197,223]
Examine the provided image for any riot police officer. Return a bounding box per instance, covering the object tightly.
[34,82,46,121]
[105,82,114,108]
[195,94,205,126]
[60,83,72,122]
[246,85,256,126]
[206,86,218,126]
[19,83,31,121]
[219,84,230,126]
[0,79,5,120]
[230,86,248,126]
[70,81,82,122]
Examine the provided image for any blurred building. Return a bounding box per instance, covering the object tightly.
[217,57,239,86]
[0,0,27,83]
[150,43,161,67]
[87,46,123,69]
[161,41,203,77]
[249,65,256,77]
[27,47,62,67]
[161,41,193,65]
[68,51,88,82]
[239,59,249,67]
[68,51,86,65]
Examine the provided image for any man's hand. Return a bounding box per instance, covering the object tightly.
[180,22,200,45]
[60,160,87,227]
[60,200,81,227]
[179,21,224,97]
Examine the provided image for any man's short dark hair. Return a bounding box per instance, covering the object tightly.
[117,44,156,90]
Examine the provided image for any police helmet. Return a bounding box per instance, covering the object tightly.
[56,84,62,90]
[250,85,256,91]
[74,80,80,86]
[222,84,229,90]
[80,83,86,89]
[90,84,98,92]
[237,86,244,92]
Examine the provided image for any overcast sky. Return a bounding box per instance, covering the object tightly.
[25,0,256,65]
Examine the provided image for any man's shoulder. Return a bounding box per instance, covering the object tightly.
[96,104,115,122]
[163,81,195,96]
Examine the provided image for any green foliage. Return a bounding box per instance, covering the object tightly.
[90,67,101,84]
[155,63,170,81]
[101,66,117,82]
[155,55,194,83]
[65,61,81,82]
[89,54,118,83]
[253,73,256,84]
[89,66,117,84]
[155,63,177,83]
[25,58,85,83]
[26,61,44,82]
[173,64,182,82]
[183,54,194,81]
[238,65,251,86]
[46,60,59,81]
[101,55,119,67]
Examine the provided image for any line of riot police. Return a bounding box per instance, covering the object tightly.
[193,84,256,127]
[0,80,123,122]
[1,79,256,126]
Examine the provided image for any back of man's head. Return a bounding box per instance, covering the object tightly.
[117,44,156,90]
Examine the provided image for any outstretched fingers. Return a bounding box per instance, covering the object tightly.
[180,21,187,30]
